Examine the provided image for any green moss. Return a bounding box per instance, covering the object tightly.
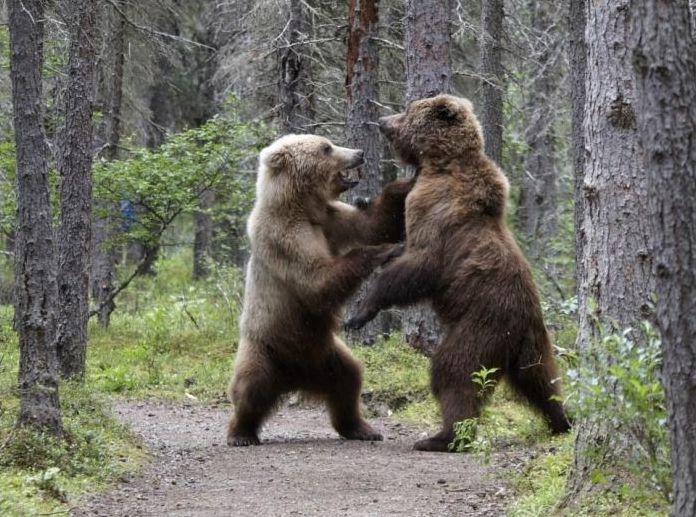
[353,335,432,412]
[507,434,669,517]
[0,379,146,515]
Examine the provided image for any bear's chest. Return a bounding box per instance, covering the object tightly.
[405,179,456,232]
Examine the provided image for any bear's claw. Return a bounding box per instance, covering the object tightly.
[227,434,261,447]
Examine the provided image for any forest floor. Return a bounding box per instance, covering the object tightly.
[73,399,532,517]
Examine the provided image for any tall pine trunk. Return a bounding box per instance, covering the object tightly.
[631,3,696,514]
[565,0,654,500]
[279,0,315,134]
[56,0,98,379]
[519,1,559,251]
[9,0,63,435]
[344,0,389,344]
[401,0,451,355]
[91,1,126,328]
[479,0,504,165]
[193,190,215,280]
[569,0,586,288]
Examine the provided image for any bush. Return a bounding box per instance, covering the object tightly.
[566,321,670,501]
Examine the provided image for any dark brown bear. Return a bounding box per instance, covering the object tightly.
[346,95,572,452]
[227,134,411,447]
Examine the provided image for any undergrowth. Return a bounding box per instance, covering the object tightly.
[0,251,671,516]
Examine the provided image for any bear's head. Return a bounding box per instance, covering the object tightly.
[257,134,365,202]
[378,94,483,166]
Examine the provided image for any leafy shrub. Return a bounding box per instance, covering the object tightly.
[566,321,670,500]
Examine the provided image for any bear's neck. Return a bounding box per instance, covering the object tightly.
[419,149,488,174]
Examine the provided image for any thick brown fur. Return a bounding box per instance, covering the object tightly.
[346,95,572,452]
[227,134,411,446]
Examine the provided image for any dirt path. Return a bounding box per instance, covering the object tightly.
[74,400,527,516]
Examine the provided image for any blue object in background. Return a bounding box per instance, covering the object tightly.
[120,200,137,230]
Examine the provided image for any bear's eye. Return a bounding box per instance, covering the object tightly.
[322,143,332,155]
[434,104,456,121]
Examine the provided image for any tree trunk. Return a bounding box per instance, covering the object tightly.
[91,1,126,328]
[278,0,315,134]
[401,0,451,354]
[690,1,696,38]
[8,0,63,435]
[630,4,696,514]
[569,0,586,289]
[193,189,215,280]
[518,1,559,251]
[343,0,391,344]
[479,0,504,165]
[565,0,654,500]
[404,0,451,101]
[55,0,98,380]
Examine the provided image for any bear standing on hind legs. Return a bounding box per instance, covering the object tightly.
[346,94,572,452]
[227,134,412,447]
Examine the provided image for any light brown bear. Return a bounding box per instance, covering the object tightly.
[227,133,412,446]
[346,95,572,452]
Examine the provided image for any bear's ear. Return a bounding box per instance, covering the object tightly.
[433,103,457,122]
[263,147,293,173]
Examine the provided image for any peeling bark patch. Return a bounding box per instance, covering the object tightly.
[607,96,636,129]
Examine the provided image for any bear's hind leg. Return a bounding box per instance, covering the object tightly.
[414,372,485,452]
[415,328,500,453]
[508,350,571,434]
[227,368,281,447]
[320,338,382,442]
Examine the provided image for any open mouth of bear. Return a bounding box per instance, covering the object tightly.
[339,159,363,189]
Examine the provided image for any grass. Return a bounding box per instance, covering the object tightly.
[86,255,243,402]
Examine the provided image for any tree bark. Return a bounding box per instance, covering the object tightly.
[401,0,451,354]
[630,3,696,514]
[565,0,654,500]
[278,0,315,134]
[55,0,98,380]
[8,0,63,435]
[569,0,586,289]
[343,0,391,344]
[479,0,504,165]
[518,1,558,250]
[404,0,451,102]
[193,189,215,280]
[91,1,126,328]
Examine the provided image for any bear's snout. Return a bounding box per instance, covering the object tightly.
[378,114,403,138]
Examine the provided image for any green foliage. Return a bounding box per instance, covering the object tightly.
[565,321,670,501]
[449,366,500,457]
[94,99,268,249]
[0,138,16,237]
[88,252,243,401]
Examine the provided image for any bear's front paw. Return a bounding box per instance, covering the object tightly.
[344,309,376,331]
[227,433,261,447]
[377,242,405,265]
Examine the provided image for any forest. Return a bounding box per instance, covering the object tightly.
[0,0,695,515]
